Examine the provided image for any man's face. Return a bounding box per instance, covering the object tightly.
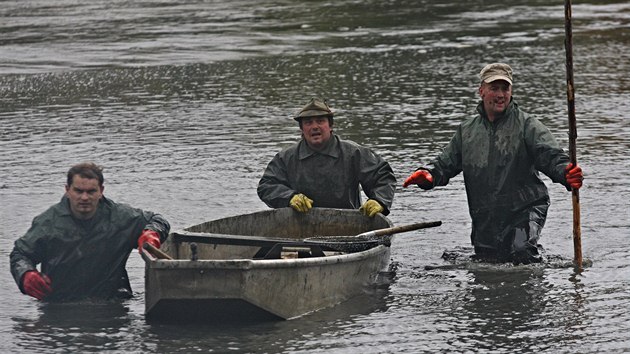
[301,116,333,150]
[479,80,512,119]
[65,175,103,220]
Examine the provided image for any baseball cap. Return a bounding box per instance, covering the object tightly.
[479,63,513,85]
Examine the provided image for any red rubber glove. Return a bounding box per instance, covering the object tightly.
[403,170,434,189]
[138,229,161,253]
[564,162,583,190]
[22,270,52,301]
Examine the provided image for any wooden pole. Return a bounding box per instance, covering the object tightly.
[564,0,583,268]
[144,242,173,260]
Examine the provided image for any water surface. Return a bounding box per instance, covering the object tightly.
[1,1,629,352]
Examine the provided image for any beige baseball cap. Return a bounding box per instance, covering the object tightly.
[479,63,513,85]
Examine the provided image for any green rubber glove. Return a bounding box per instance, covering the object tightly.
[289,193,313,213]
[359,199,384,217]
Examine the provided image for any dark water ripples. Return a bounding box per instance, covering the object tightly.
[1,0,630,353]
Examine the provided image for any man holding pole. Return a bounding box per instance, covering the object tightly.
[403,63,583,264]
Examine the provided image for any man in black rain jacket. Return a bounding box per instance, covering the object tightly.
[10,162,170,302]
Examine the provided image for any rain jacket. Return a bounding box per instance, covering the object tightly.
[257,134,396,215]
[424,100,571,252]
[10,195,170,302]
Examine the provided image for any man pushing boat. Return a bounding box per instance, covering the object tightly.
[257,97,396,217]
[10,162,170,302]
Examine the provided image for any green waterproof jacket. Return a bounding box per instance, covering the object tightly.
[424,100,571,250]
[257,135,396,215]
[10,195,170,302]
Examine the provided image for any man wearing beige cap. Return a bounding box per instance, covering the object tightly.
[402,63,583,264]
[258,97,396,217]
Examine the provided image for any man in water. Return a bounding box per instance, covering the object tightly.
[403,63,583,264]
[10,162,170,301]
[258,97,396,217]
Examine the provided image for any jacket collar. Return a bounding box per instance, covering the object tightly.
[477,98,517,122]
[58,194,106,219]
[298,134,340,160]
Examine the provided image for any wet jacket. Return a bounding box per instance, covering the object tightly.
[424,100,570,250]
[257,135,396,215]
[10,195,170,302]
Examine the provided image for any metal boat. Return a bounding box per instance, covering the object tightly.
[142,207,394,322]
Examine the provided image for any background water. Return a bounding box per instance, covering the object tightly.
[1,0,629,353]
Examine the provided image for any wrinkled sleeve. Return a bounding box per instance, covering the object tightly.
[142,212,171,242]
[425,127,463,187]
[358,148,396,215]
[524,117,571,189]
[257,153,296,208]
[10,216,47,293]
[114,202,171,248]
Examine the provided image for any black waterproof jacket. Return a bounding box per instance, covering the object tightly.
[424,100,571,250]
[257,135,396,215]
[10,196,170,301]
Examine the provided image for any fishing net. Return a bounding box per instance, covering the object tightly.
[304,234,392,253]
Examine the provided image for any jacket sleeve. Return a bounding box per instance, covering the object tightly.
[9,216,47,293]
[425,127,463,187]
[142,212,171,241]
[358,148,396,215]
[257,153,297,208]
[524,116,571,189]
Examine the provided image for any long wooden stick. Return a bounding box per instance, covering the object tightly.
[355,221,442,238]
[564,0,583,268]
[144,242,173,260]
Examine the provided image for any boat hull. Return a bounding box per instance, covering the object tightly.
[143,208,393,321]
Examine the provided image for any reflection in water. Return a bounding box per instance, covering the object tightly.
[414,264,592,353]
[460,269,551,352]
[12,301,134,352]
[144,267,395,353]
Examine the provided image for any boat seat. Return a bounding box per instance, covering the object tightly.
[254,244,325,259]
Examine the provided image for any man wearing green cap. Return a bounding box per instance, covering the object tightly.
[402,63,584,264]
[258,97,396,217]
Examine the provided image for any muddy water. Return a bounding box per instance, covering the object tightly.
[1,1,629,352]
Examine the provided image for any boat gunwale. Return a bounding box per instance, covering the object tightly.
[142,243,390,270]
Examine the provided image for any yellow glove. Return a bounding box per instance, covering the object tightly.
[289,193,313,213]
[359,199,384,217]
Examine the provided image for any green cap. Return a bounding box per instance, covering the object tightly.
[294,97,334,121]
[479,63,513,85]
